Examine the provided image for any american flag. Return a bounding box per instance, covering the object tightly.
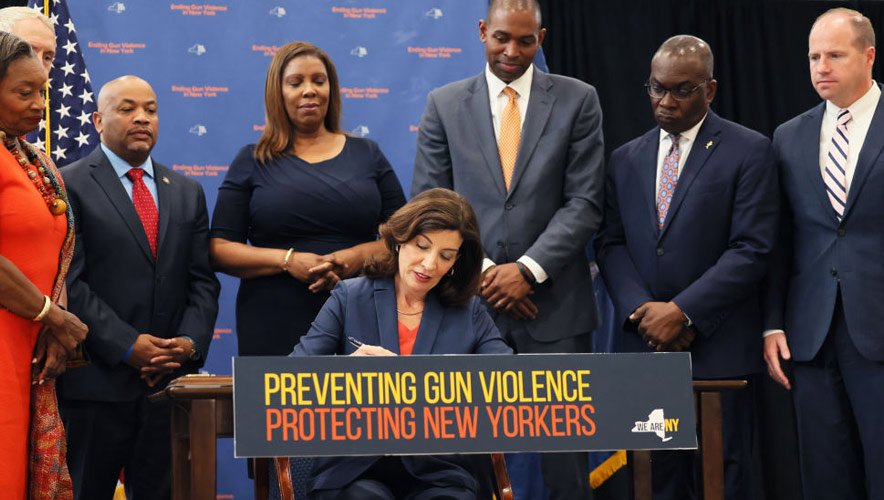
[25,0,98,167]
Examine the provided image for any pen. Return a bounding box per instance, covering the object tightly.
[348,336,364,348]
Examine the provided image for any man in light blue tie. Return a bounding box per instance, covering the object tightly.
[764,8,884,500]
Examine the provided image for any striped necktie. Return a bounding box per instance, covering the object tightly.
[656,133,680,229]
[499,86,521,191]
[824,109,851,219]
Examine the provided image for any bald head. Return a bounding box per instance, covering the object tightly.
[0,7,55,77]
[94,75,158,166]
[487,0,541,26]
[653,35,714,79]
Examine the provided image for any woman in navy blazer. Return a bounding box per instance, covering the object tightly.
[292,188,511,500]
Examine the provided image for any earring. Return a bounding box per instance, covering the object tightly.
[394,245,400,253]
[447,267,455,277]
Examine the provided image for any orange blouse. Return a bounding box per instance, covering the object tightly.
[398,321,419,356]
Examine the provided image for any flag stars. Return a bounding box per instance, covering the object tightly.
[73,131,90,148]
[62,39,78,55]
[59,82,73,98]
[58,103,71,119]
[64,18,75,34]
[52,144,67,161]
[54,125,69,140]
[60,60,75,76]
[79,89,93,105]
[76,110,91,127]
[49,13,59,25]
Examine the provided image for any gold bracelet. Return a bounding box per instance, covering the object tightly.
[281,247,295,271]
[33,295,51,322]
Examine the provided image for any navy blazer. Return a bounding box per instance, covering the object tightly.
[58,147,220,401]
[596,111,778,378]
[291,276,511,492]
[412,68,604,343]
[767,88,884,362]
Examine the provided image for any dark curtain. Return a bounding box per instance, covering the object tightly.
[539,0,884,156]
[534,1,884,499]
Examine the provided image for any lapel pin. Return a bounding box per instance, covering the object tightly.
[162,176,170,184]
[705,140,713,150]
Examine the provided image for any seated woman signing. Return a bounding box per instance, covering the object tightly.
[292,187,511,500]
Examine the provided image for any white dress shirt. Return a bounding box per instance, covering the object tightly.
[818,82,881,191]
[655,114,707,199]
[481,63,548,283]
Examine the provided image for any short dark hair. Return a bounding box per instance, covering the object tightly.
[254,41,342,164]
[487,0,542,26]
[814,8,875,51]
[0,31,35,83]
[365,188,484,307]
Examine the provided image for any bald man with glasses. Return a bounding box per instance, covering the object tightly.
[595,35,777,499]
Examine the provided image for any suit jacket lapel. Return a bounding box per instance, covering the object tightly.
[89,150,155,264]
[154,162,171,258]
[637,131,661,235]
[464,75,507,197]
[796,104,834,220]
[373,279,401,354]
[659,112,721,240]
[844,88,884,219]
[412,292,442,355]
[507,68,554,199]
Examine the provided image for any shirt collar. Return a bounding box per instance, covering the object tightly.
[658,112,708,145]
[102,143,154,180]
[485,63,534,100]
[825,80,881,122]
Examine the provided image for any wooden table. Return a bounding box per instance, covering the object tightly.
[149,375,233,500]
[632,380,747,500]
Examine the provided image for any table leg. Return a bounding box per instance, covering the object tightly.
[189,399,217,500]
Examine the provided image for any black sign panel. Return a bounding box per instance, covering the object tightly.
[233,353,696,457]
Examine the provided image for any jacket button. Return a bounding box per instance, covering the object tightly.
[656,248,664,256]
[497,241,505,247]
[505,203,514,210]
[830,268,838,277]
[837,228,846,237]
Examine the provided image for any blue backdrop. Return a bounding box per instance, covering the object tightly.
[66,1,488,497]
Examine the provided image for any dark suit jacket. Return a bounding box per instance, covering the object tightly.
[596,111,778,378]
[292,276,511,491]
[411,68,604,343]
[58,147,220,401]
[767,89,884,362]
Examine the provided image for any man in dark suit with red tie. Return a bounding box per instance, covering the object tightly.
[764,8,884,500]
[596,36,778,499]
[57,75,220,500]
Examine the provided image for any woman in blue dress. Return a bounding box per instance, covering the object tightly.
[210,41,406,356]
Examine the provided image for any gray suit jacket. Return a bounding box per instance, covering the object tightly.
[412,68,604,343]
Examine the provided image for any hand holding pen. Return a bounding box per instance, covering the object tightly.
[348,336,397,356]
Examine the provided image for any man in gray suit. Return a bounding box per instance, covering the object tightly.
[411,0,604,497]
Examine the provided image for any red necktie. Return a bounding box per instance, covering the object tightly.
[126,168,158,256]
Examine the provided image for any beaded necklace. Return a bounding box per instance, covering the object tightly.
[1,131,67,216]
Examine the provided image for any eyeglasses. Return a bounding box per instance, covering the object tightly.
[645,79,710,101]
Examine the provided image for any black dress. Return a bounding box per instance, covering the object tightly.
[210,136,406,356]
